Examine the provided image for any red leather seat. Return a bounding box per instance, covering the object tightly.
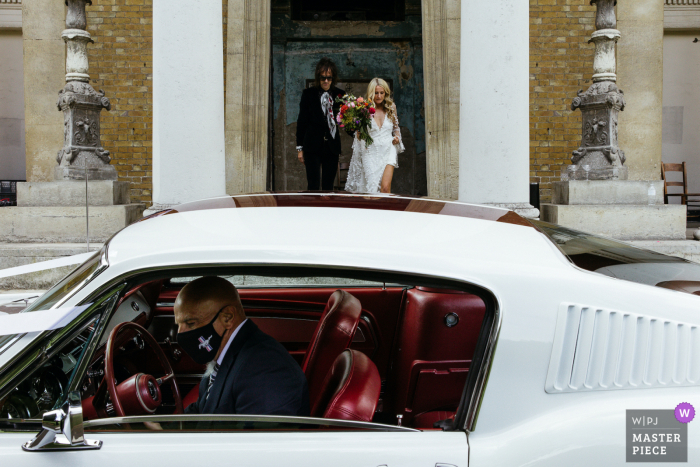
[303,289,362,411]
[312,349,381,421]
[388,287,485,426]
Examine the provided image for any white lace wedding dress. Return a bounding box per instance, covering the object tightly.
[344,106,404,193]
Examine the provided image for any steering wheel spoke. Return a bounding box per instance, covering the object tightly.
[156,373,174,386]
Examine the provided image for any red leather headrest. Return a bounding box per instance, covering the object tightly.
[303,290,362,410]
[312,349,381,422]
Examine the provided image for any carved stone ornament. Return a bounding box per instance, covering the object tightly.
[55,81,115,180]
[568,82,627,180]
[55,0,115,181]
[590,0,616,30]
[65,0,92,30]
[563,0,627,181]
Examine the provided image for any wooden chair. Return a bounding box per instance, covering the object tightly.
[661,162,700,221]
[334,162,350,191]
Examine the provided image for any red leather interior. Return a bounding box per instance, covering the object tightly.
[389,287,485,426]
[411,410,456,429]
[312,349,381,422]
[183,384,200,409]
[302,290,362,411]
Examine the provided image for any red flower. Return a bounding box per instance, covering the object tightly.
[341,105,348,112]
[369,107,376,115]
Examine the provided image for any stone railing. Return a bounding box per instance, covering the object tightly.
[0,1,22,4]
[665,0,700,29]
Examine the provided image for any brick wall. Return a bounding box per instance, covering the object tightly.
[86,0,153,206]
[529,0,596,203]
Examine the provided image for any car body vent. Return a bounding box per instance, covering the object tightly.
[545,303,700,393]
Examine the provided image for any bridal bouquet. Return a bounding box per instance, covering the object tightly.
[335,94,375,147]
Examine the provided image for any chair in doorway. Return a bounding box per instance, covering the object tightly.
[661,161,700,221]
[334,162,350,191]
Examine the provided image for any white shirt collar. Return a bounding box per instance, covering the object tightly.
[216,318,247,366]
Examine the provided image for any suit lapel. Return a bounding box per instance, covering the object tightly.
[201,319,257,413]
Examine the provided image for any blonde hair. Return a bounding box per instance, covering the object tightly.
[367,78,396,123]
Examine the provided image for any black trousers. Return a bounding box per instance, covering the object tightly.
[304,142,339,191]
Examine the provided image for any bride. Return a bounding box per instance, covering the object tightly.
[345,78,404,194]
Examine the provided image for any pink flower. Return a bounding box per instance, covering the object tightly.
[357,97,364,103]
[349,102,355,108]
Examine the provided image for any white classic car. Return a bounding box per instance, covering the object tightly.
[0,193,698,466]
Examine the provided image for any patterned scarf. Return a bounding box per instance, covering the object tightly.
[321,91,337,139]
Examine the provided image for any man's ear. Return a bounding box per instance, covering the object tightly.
[220,305,237,329]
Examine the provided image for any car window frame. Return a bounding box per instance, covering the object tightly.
[74,262,500,434]
[0,284,126,410]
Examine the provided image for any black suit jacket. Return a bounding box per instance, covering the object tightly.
[296,86,344,156]
[184,320,310,416]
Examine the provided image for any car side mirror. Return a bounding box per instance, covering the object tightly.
[22,391,102,452]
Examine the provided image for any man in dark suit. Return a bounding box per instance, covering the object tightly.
[174,276,309,416]
[296,57,345,190]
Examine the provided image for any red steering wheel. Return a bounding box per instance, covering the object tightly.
[104,322,184,417]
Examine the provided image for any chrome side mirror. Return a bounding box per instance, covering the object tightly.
[23,391,102,452]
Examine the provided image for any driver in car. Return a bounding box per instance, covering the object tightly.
[174,276,310,416]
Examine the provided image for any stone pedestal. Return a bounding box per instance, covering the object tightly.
[541,180,686,240]
[0,181,144,243]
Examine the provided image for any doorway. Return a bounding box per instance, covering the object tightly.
[270,0,426,195]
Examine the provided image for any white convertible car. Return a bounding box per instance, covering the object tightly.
[0,193,698,466]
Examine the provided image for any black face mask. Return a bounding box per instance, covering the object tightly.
[176,307,225,365]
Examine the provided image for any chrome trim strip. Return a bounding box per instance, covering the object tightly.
[52,247,109,310]
[0,333,26,358]
[83,414,417,432]
[463,300,502,432]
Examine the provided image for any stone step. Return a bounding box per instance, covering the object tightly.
[0,204,144,243]
[0,243,102,290]
[553,180,665,205]
[18,181,130,206]
[540,203,687,240]
[628,240,700,264]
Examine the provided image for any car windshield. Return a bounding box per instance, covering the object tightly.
[531,219,700,295]
[22,249,105,313]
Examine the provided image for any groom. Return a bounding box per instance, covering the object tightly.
[296,58,345,190]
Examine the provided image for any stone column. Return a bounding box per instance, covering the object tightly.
[55,0,115,181]
[422,0,460,200]
[617,0,664,180]
[22,0,65,182]
[566,0,627,181]
[225,0,271,194]
[457,0,538,218]
[149,0,226,213]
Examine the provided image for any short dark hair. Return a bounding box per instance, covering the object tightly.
[314,58,338,88]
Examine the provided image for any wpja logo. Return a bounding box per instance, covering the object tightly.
[626,403,694,463]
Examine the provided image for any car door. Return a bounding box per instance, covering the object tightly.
[0,421,469,467]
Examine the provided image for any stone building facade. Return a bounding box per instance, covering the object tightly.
[3,1,694,208]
